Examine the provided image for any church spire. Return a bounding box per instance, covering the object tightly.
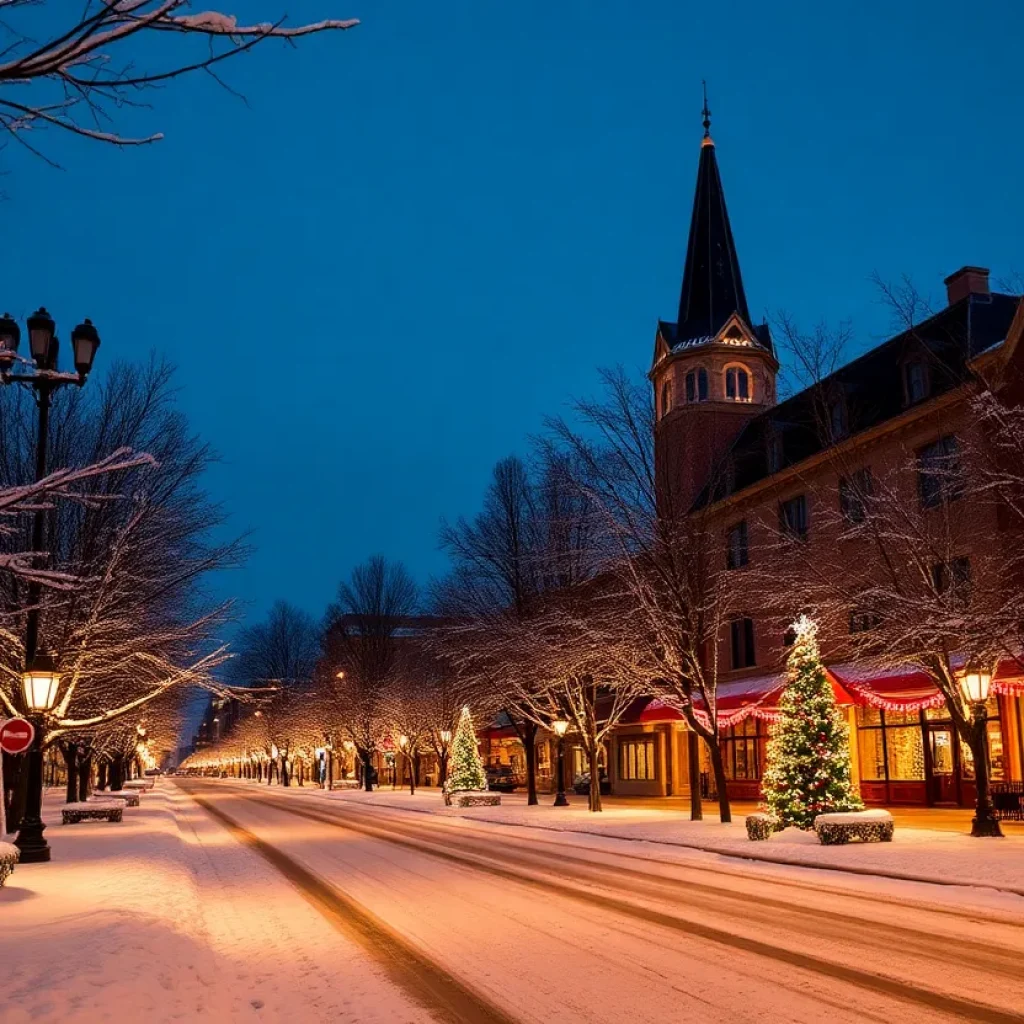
[675,87,750,344]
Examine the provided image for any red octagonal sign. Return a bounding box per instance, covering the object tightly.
[0,717,35,755]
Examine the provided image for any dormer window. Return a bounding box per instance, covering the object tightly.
[660,379,673,419]
[725,365,751,402]
[766,429,783,474]
[828,392,848,440]
[903,359,930,405]
[685,367,709,403]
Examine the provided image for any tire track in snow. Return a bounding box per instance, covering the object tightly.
[229,786,1024,1024]
[181,784,520,1024]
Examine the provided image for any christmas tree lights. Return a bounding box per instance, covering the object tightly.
[762,616,863,829]
[446,706,487,793]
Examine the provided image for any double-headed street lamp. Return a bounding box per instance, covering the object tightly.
[1,308,101,864]
[551,719,570,807]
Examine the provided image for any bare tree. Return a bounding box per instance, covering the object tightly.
[0,2,357,160]
[229,600,320,688]
[435,456,563,806]
[547,367,741,821]
[320,555,418,791]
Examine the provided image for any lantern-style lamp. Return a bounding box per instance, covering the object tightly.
[440,729,452,745]
[959,667,992,707]
[27,307,55,369]
[552,719,569,738]
[0,312,20,365]
[271,744,280,760]
[398,734,409,750]
[71,318,101,378]
[22,649,61,713]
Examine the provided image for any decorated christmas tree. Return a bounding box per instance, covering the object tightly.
[763,616,863,829]
[447,706,487,792]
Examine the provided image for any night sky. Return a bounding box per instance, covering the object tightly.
[4,0,1022,632]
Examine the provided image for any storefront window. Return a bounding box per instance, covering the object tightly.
[855,708,925,782]
[619,737,656,781]
[960,721,1006,781]
[720,717,766,781]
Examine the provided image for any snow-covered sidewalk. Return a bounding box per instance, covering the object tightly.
[0,785,432,1023]
[238,782,1024,897]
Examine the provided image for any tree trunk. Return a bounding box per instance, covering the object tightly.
[587,744,603,813]
[98,761,108,791]
[78,754,92,801]
[439,751,448,788]
[966,716,1003,837]
[362,750,374,791]
[408,753,416,795]
[110,754,125,792]
[707,737,731,823]
[687,730,703,821]
[280,757,290,787]
[523,722,538,806]
[63,745,78,803]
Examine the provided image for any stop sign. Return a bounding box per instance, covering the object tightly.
[0,718,35,755]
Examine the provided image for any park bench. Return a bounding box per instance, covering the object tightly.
[62,802,123,825]
[814,809,894,845]
[89,790,140,807]
[0,842,18,887]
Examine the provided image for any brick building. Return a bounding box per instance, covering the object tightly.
[617,109,1024,808]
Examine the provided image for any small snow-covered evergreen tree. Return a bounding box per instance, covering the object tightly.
[447,706,486,792]
[763,616,863,828]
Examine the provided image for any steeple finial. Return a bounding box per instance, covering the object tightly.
[701,80,712,139]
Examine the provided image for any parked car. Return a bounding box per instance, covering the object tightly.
[572,771,611,796]
[485,764,522,792]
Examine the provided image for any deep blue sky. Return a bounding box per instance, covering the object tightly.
[4,1,1022,630]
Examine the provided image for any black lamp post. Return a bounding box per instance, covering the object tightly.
[958,667,1003,838]
[552,719,570,807]
[1,307,100,864]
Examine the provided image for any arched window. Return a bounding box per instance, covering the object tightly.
[660,379,673,418]
[725,365,751,402]
[685,367,709,403]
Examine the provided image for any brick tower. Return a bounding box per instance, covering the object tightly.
[651,90,778,513]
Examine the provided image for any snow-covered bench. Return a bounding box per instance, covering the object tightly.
[62,802,123,825]
[0,842,18,887]
[814,809,894,845]
[89,790,140,807]
[123,778,154,791]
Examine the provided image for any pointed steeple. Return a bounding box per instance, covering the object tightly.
[675,87,750,345]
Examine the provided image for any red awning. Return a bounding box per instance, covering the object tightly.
[827,662,945,711]
[993,658,1024,695]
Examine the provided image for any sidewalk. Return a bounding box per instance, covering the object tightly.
[239,781,1024,898]
[0,785,431,1023]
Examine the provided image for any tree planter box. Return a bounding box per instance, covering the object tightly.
[815,810,894,845]
[0,842,19,887]
[444,789,501,808]
[62,802,123,825]
[745,813,782,841]
[123,779,154,791]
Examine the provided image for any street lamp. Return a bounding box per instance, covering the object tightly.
[551,719,570,808]
[3,307,101,864]
[15,650,62,863]
[957,665,1002,837]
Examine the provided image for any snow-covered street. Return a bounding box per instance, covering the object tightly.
[5,777,1024,1023]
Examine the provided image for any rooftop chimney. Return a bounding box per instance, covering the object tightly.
[944,266,990,306]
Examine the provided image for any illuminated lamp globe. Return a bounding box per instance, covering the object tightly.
[551,719,569,738]
[22,649,61,713]
[440,729,452,745]
[959,667,992,706]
